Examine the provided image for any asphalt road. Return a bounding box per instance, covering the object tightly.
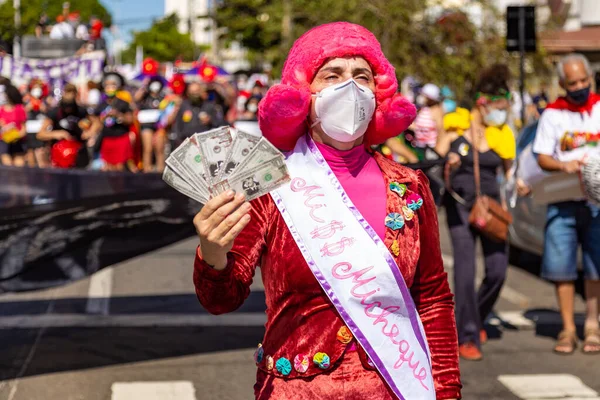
[1,212,599,400]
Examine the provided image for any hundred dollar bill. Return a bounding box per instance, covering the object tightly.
[230,137,282,175]
[211,156,290,201]
[194,126,233,186]
[166,137,211,199]
[162,166,208,204]
[216,129,261,182]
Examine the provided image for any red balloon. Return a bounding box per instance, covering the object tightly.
[51,140,82,168]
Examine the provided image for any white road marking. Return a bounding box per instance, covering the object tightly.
[111,381,196,400]
[488,311,535,329]
[0,312,267,329]
[498,374,598,399]
[85,267,114,315]
[442,253,531,308]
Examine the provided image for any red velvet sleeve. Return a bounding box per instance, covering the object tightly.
[193,196,273,315]
[411,170,462,399]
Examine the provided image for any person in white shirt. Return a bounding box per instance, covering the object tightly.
[49,15,74,40]
[533,53,600,355]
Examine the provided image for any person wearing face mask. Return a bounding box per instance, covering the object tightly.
[412,83,444,152]
[88,73,134,171]
[37,83,91,168]
[172,82,225,147]
[240,95,261,120]
[442,64,515,361]
[0,85,27,167]
[135,77,166,172]
[24,79,50,167]
[191,23,461,400]
[533,53,600,355]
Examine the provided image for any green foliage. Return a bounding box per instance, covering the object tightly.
[0,0,112,44]
[215,0,551,104]
[121,14,203,64]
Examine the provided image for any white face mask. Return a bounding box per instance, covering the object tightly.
[149,82,162,93]
[484,108,508,127]
[247,103,258,113]
[31,87,43,98]
[312,79,376,143]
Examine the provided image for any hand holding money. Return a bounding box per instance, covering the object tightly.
[193,190,251,270]
[163,126,290,205]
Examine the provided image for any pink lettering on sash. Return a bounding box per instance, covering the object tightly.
[290,177,326,223]
[320,237,355,257]
[310,220,345,239]
[332,262,429,391]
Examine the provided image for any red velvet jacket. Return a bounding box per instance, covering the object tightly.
[194,153,462,399]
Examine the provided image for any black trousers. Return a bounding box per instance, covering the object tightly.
[445,198,508,347]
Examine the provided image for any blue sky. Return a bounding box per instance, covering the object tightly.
[100,0,165,45]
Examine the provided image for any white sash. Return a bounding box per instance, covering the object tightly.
[272,135,434,400]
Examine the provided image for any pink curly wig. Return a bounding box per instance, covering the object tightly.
[258,22,416,150]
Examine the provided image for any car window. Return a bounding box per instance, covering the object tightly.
[517,121,538,157]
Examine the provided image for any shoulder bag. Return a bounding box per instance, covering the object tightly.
[445,131,513,243]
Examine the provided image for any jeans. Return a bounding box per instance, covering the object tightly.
[542,201,600,282]
[446,198,508,347]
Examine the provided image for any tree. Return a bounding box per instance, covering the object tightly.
[0,0,112,45]
[215,0,550,104]
[121,14,203,65]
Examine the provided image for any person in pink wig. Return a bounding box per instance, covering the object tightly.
[192,22,461,399]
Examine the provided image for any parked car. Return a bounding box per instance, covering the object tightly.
[503,122,546,259]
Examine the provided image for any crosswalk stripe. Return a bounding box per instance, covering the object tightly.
[489,311,535,329]
[85,267,113,315]
[111,381,196,400]
[498,374,599,399]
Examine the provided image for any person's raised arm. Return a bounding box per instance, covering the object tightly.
[193,191,272,315]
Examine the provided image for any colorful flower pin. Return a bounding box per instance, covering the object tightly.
[253,343,264,364]
[337,326,353,344]
[402,205,415,221]
[389,182,407,197]
[275,357,292,376]
[385,213,405,231]
[294,354,309,374]
[266,355,274,371]
[406,193,423,211]
[390,240,400,257]
[313,352,330,370]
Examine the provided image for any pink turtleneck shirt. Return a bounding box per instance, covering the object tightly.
[314,141,387,240]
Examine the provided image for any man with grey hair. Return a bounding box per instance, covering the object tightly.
[533,53,600,355]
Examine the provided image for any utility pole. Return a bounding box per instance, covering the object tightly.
[281,0,292,51]
[13,0,21,58]
[188,0,196,59]
[518,6,526,126]
[210,0,220,64]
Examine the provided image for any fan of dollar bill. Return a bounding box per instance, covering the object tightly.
[162,126,290,204]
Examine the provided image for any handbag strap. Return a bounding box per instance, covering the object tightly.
[444,156,469,206]
[472,126,482,196]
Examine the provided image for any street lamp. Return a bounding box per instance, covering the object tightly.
[13,0,20,58]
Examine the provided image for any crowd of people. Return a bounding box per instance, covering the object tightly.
[0,69,267,172]
[377,54,600,361]
[36,1,106,52]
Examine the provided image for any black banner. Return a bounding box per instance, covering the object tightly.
[0,166,198,293]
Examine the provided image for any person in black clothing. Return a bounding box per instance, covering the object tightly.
[442,64,516,362]
[89,73,134,171]
[37,83,91,168]
[172,82,225,147]
[135,76,165,172]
